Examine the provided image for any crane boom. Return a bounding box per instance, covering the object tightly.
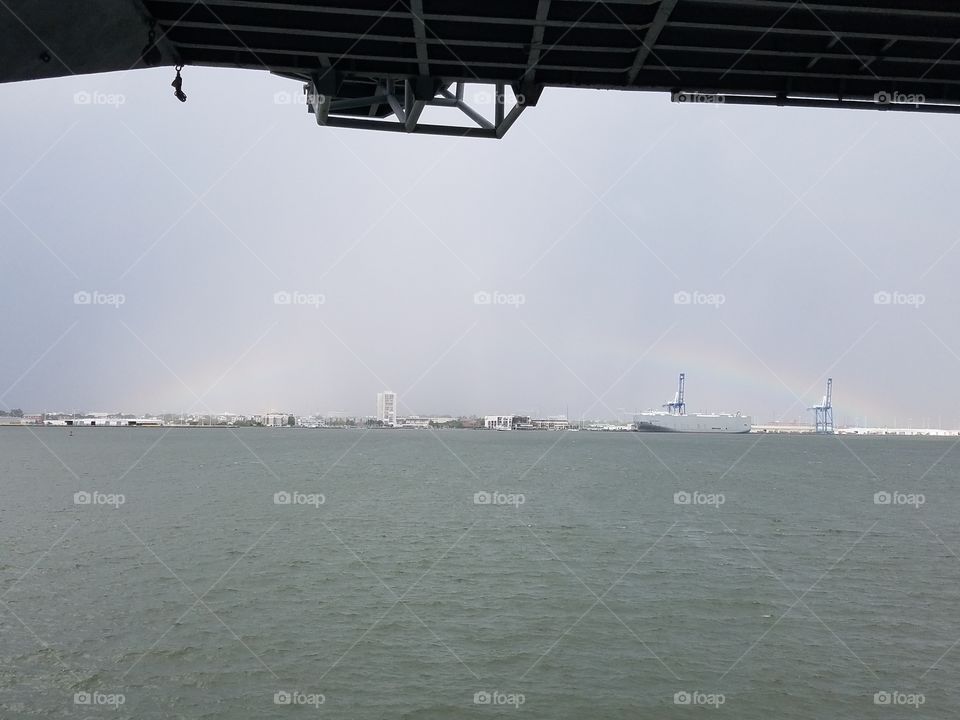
[664,373,686,415]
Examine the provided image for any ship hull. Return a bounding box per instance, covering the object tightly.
[634,413,751,434]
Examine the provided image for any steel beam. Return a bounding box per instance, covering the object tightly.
[688,0,960,21]
[709,94,960,114]
[169,34,640,54]
[495,83,505,126]
[663,64,960,87]
[523,0,552,85]
[386,91,406,122]
[410,0,430,77]
[324,116,496,138]
[164,42,640,74]
[438,88,493,130]
[329,94,389,112]
[146,1,657,32]
[495,104,525,139]
[669,21,960,45]
[627,0,679,84]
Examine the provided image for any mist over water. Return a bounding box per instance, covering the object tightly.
[2,428,958,718]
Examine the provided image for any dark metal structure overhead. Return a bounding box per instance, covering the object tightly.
[3,0,960,137]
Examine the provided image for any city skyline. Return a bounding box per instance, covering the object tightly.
[3,392,957,430]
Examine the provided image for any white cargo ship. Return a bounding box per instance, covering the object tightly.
[634,374,751,434]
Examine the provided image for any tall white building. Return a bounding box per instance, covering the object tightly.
[377,391,397,426]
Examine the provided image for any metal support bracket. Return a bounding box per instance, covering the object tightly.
[302,77,536,139]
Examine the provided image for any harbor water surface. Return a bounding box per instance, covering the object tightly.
[1,429,958,718]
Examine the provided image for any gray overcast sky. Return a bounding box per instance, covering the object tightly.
[2,67,959,426]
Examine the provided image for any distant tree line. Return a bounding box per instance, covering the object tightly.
[0,409,24,417]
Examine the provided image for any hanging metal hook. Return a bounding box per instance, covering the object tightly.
[172,64,187,103]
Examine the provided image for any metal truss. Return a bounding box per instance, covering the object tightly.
[302,74,539,139]
[9,1,960,135]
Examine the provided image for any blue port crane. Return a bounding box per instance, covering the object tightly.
[810,378,834,434]
[664,373,686,416]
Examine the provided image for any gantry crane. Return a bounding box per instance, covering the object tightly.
[810,378,834,434]
[664,373,686,416]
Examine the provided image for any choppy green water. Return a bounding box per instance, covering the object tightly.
[1,428,959,718]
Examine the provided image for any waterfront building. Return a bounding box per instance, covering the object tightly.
[377,391,397,426]
[532,418,570,430]
[483,415,531,430]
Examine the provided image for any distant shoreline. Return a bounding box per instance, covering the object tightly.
[2,425,958,437]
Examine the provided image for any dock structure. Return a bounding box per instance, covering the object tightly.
[3,2,960,138]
